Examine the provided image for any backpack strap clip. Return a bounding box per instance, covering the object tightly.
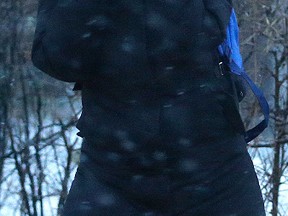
[215,49,228,78]
[218,61,225,76]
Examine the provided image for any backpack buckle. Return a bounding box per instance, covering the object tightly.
[215,61,225,78]
[219,62,225,75]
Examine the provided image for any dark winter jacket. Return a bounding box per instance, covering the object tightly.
[32,0,233,88]
[31,0,234,138]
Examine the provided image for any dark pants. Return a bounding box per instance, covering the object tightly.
[61,71,265,216]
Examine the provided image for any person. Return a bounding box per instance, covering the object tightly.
[62,67,267,216]
[32,0,266,215]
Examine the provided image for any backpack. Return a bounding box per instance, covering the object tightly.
[218,9,270,143]
[31,0,232,84]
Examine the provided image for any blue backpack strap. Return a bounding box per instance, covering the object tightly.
[229,61,270,143]
[218,9,270,143]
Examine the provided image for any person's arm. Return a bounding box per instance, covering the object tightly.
[203,0,233,39]
[31,0,61,81]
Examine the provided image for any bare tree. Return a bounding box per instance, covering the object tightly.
[236,0,288,215]
[1,0,287,215]
[0,0,83,215]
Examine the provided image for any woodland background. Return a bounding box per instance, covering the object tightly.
[0,0,288,215]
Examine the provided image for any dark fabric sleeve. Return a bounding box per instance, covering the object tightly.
[203,0,233,39]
